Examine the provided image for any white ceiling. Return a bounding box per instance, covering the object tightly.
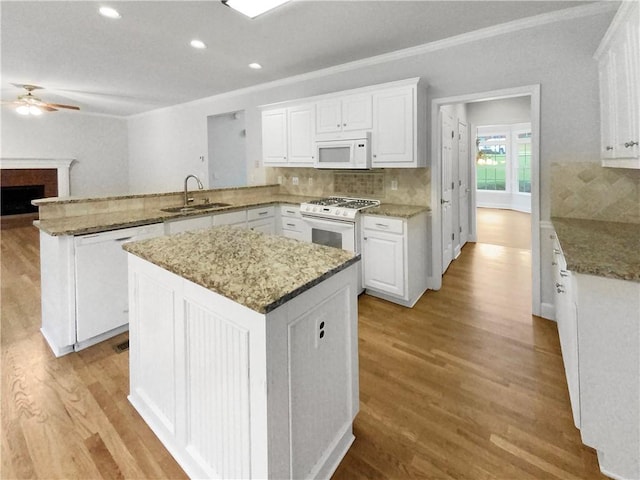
[1,0,595,117]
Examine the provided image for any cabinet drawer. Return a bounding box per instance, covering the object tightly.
[281,205,301,218]
[362,215,404,234]
[247,206,275,221]
[213,209,246,226]
[281,217,305,232]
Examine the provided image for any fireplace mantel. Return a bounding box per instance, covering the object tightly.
[0,158,75,197]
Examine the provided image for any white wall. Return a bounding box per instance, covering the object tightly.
[1,111,128,197]
[467,96,531,126]
[207,111,247,188]
[127,9,614,221]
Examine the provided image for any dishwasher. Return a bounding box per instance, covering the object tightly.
[74,223,164,348]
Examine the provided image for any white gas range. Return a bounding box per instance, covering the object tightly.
[300,196,379,254]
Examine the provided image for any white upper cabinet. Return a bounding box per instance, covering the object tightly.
[372,87,415,167]
[287,104,316,165]
[261,77,426,168]
[262,103,315,167]
[595,1,639,168]
[316,94,372,134]
[262,108,288,165]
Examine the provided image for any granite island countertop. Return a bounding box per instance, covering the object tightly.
[552,217,640,283]
[123,226,360,313]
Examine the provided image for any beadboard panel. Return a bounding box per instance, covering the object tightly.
[184,301,251,479]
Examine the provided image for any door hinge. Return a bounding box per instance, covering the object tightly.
[459,226,462,233]
[451,233,455,240]
[451,181,455,189]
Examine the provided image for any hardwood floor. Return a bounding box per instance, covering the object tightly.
[1,219,605,479]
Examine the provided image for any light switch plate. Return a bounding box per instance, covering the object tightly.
[292,177,299,185]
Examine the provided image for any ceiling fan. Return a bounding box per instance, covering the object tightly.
[2,84,80,115]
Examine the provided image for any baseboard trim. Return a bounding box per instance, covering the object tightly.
[540,302,555,321]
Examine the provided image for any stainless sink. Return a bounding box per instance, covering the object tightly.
[161,203,231,213]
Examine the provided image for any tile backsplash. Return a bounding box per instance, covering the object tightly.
[551,162,640,223]
[266,167,430,206]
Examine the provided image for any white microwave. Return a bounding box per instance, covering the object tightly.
[315,133,371,169]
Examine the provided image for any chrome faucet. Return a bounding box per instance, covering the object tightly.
[184,174,204,207]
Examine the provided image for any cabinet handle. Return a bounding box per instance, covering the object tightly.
[555,282,564,288]
[343,123,346,127]
[552,261,557,266]
[115,236,133,242]
[560,270,569,277]
[557,287,565,293]
[286,223,295,227]
[549,234,556,239]
[624,141,639,148]
[375,223,389,229]
[364,237,368,241]
[553,248,561,254]
[605,146,614,151]
[258,211,268,216]
[336,124,340,127]
[285,210,295,214]
[373,154,377,158]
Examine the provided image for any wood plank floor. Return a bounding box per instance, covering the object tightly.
[1,217,606,479]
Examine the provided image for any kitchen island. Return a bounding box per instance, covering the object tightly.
[123,226,360,480]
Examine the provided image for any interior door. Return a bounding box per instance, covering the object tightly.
[458,121,470,250]
[441,110,454,273]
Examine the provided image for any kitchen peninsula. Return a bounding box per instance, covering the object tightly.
[123,226,360,480]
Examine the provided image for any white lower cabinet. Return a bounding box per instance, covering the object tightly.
[279,205,309,241]
[127,254,359,479]
[247,206,275,234]
[361,211,428,307]
[164,214,212,234]
[551,238,580,428]
[552,230,640,480]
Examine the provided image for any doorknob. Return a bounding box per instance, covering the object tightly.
[440,198,450,204]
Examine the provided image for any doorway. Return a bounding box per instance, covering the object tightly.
[207,110,247,188]
[431,85,541,316]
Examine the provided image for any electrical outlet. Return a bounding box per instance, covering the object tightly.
[308,177,313,186]
[292,176,299,185]
[277,175,283,184]
[391,179,398,191]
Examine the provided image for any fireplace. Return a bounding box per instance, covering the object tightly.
[1,167,59,228]
[1,184,45,216]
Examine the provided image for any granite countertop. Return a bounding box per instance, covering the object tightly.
[552,217,640,282]
[123,226,360,314]
[365,204,430,218]
[35,194,317,236]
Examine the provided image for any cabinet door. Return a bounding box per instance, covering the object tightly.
[248,218,275,235]
[288,104,315,165]
[362,230,405,297]
[262,109,288,165]
[617,19,639,158]
[372,87,414,166]
[315,99,342,134]
[599,52,617,159]
[341,94,372,131]
[165,215,212,235]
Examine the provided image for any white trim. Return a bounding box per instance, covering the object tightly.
[0,157,75,197]
[128,2,616,120]
[593,1,635,59]
[430,85,542,317]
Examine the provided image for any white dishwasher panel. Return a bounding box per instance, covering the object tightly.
[74,224,163,344]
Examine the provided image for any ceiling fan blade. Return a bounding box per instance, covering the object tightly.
[41,105,58,112]
[47,103,80,110]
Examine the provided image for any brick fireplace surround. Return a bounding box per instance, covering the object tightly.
[0,158,74,228]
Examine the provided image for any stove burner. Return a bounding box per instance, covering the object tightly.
[300,196,380,220]
[308,197,349,206]
[340,200,378,209]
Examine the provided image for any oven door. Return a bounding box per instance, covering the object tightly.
[301,215,356,253]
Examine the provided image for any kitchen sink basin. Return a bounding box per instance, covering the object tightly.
[161,203,231,213]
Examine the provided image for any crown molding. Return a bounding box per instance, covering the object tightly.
[129,2,617,119]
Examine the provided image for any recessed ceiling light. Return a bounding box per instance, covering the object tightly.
[99,6,121,19]
[222,0,290,19]
[190,39,207,49]
[248,63,262,70]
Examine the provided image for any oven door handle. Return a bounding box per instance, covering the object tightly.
[300,214,356,226]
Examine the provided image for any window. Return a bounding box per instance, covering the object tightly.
[475,124,531,194]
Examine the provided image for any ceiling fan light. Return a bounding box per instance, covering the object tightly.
[16,105,30,115]
[29,106,43,116]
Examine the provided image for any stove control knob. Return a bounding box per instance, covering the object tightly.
[343,211,349,217]
[336,209,341,215]
[313,207,318,213]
